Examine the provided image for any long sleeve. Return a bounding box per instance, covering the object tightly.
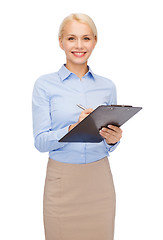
[103,81,120,152]
[32,79,69,152]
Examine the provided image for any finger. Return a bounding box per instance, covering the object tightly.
[100,130,120,143]
[108,125,122,134]
[80,114,89,121]
[79,110,92,122]
[100,127,122,139]
[82,108,94,114]
[99,130,119,143]
[101,127,117,137]
[100,128,113,138]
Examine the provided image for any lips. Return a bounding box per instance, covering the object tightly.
[71,52,86,57]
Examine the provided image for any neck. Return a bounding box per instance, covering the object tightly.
[65,62,88,79]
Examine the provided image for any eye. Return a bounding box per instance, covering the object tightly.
[68,37,75,41]
[84,37,90,41]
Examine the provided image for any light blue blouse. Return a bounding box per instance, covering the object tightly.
[32,65,119,164]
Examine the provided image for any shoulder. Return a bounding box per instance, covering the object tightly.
[33,71,61,94]
[32,71,61,99]
[93,72,116,90]
[34,72,59,87]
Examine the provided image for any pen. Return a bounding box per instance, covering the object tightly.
[76,104,87,110]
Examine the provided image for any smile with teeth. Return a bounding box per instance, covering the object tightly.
[72,52,86,57]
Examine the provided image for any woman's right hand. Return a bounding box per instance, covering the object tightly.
[69,108,94,132]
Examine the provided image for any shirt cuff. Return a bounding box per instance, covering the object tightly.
[55,125,70,141]
[103,139,120,152]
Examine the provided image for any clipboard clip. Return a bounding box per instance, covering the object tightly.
[110,105,133,107]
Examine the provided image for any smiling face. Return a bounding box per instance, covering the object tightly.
[59,20,97,69]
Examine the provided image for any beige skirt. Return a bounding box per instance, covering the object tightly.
[43,157,116,240]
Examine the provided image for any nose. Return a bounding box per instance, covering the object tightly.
[76,38,83,49]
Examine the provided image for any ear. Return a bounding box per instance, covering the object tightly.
[93,36,97,48]
[59,37,64,50]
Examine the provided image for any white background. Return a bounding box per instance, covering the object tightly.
[1,0,163,239]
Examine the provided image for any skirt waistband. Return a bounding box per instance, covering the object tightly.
[48,157,109,173]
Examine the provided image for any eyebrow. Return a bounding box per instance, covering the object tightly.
[67,34,92,37]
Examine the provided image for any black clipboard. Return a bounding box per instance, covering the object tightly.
[59,105,142,143]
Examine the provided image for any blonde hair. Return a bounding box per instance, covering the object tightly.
[58,13,98,41]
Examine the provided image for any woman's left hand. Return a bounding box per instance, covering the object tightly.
[99,125,122,145]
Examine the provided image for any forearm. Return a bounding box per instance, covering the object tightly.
[34,126,69,152]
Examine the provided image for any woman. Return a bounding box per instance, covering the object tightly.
[32,13,122,240]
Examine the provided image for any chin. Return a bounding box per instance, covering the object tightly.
[74,57,89,64]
